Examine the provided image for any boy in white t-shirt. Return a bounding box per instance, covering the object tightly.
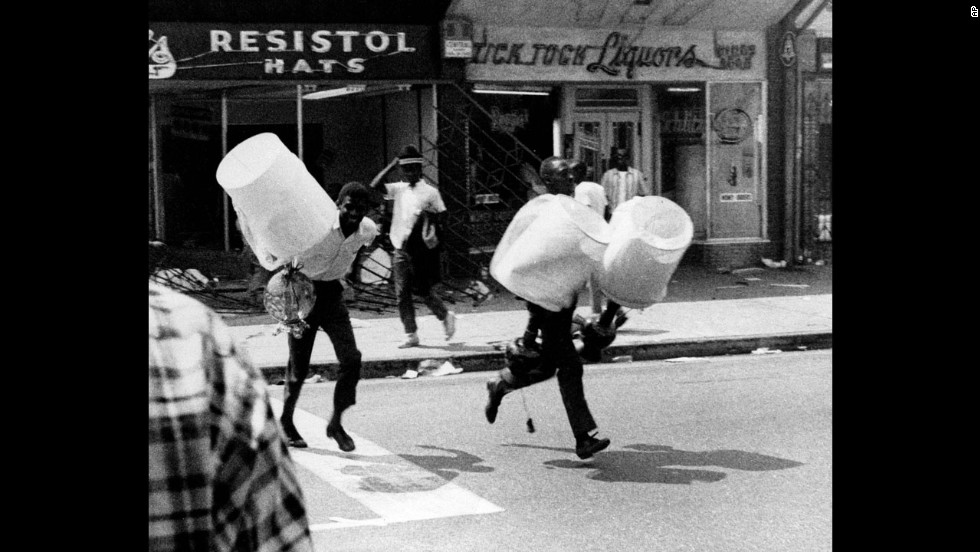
[370,145,456,348]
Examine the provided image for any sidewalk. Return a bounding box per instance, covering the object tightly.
[224,263,832,383]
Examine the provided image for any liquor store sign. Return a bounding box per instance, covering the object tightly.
[467,26,765,81]
[149,23,438,80]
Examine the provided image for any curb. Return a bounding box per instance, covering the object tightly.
[258,331,832,384]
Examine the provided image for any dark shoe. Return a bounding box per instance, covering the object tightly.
[575,433,611,459]
[326,424,356,452]
[484,379,509,424]
[517,337,541,358]
[281,419,308,448]
[614,308,629,329]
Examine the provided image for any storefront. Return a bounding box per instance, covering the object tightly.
[769,0,832,265]
[462,25,771,266]
[148,22,443,262]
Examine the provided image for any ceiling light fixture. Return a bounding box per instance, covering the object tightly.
[473,83,552,96]
[667,87,701,93]
[302,84,367,100]
[302,84,412,100]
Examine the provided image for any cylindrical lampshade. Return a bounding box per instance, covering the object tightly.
[490,194,610,312]
[216,133,338,271]
[599,196,693,308]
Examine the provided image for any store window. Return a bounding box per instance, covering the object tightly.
[152,95,226,250]
[655,83,707,239]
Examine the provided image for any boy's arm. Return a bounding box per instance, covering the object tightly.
[369,157,400,191]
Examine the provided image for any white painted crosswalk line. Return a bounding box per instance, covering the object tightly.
[270,398,504,531]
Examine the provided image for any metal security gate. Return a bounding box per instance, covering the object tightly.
[800,76,832,263]
[150,82,545,316]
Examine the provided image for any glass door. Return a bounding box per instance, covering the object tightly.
[572,111,640,184]
[707,82,764,239]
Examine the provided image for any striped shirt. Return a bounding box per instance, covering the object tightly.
[148,282,313,552]
[600,167,650,213]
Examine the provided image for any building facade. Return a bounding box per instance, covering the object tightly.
[148,21,446,258]
[455,23,772,267]
[768,0,832,265]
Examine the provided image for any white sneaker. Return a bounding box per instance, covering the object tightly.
[443,312,457,340]
[428,361,463,377]
[398,333,420,348]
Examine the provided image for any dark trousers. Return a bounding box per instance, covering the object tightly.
[505,302,598,438]
[282,280,362,422]
[392,248,448,334]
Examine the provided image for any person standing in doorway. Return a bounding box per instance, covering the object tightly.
[370,145,456,348]
[600,147,650,219]
[484,156,611,460]
[280,182,379,452]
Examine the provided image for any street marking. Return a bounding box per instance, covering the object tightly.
[270,399,504,531]
[310,518,389,531]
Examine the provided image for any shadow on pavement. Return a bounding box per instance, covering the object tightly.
[503,443,803,484]
[400,445,495,481]
[302,445,493,492]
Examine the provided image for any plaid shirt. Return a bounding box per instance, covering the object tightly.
[149,282,314,552]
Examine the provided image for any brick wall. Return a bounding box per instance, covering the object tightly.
[687,241,777,269]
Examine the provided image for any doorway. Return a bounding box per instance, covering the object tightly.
[571,111,640,184]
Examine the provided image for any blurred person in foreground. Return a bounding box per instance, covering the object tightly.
[148,281,313,552]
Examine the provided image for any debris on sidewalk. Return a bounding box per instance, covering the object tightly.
[428,360,463,377]
[490,340,510,351]
[153,267,214,291]
[305,374,325,384]
[465,279,493,306]
[401,359,463,379]
[761,258,787,269]
[750,347,783,355]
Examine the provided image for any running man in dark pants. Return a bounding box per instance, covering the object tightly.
[484,156,612,460]
[280,182,379,452]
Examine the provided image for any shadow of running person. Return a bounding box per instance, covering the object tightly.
[400,445,495,481]
[503,443,804,484]
[302,445,493,494]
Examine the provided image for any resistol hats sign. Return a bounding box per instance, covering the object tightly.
[148,23,438,80]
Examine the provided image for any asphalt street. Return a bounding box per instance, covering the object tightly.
[267,349,832,552]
